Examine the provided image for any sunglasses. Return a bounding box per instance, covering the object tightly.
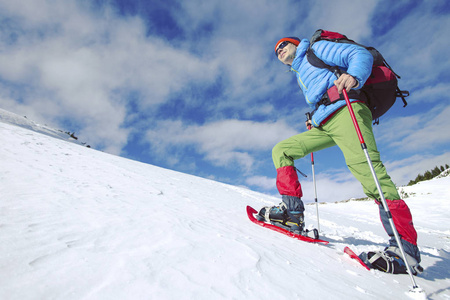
[275,41,289,56]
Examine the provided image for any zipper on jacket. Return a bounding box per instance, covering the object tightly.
[290,67,309,103]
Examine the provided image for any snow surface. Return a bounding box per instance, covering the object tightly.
[1,111,449,300]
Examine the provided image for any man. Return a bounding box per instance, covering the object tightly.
[257,35,422,274]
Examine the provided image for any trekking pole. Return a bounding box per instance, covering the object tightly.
[306,112,320,232]
[335,70,425,296]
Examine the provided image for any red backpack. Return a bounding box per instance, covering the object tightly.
[306,29,409,124]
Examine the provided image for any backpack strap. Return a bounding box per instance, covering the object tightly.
[306,47,365,108]
[306,47,341,74]
[396,87,409,107]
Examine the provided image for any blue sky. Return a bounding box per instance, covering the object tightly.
[0,0,449,203]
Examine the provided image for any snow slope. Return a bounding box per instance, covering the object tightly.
[0,108,88,147]
[1,112,449,299]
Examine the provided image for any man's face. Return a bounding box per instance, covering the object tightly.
[277,42,296,65]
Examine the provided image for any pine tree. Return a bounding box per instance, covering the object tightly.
[432,166,441,177]
[416,174,424,182]
[440,165,445,172]
[446,164,449,169]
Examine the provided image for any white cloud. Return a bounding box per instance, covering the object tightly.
[245,175,275,191]
[305,0,377,40]
[145,119,298,171]
[0,0,219,153]
[376,105,450,152]
[301,175,365,204]
[407,83,450,104]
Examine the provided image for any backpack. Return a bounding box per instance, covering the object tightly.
[306,29,409,124]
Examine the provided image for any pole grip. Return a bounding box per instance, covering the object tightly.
[305,112,312,130]
[305,112,311,121]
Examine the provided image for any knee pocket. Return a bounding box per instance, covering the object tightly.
[272,141,307,159]
[345,151,381,166]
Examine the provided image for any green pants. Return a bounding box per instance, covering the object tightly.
[272,102,400,200]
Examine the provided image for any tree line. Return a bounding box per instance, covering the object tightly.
[407,164,449,186]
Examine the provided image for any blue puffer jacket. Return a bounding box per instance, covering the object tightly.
[290,39,373,127]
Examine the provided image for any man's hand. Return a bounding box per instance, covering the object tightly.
[305,119,312,130]
[334,73,357,94]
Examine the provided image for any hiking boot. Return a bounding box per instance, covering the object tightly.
[365,247,423,275]
[257,203,305,232]
[384,246,423,274]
